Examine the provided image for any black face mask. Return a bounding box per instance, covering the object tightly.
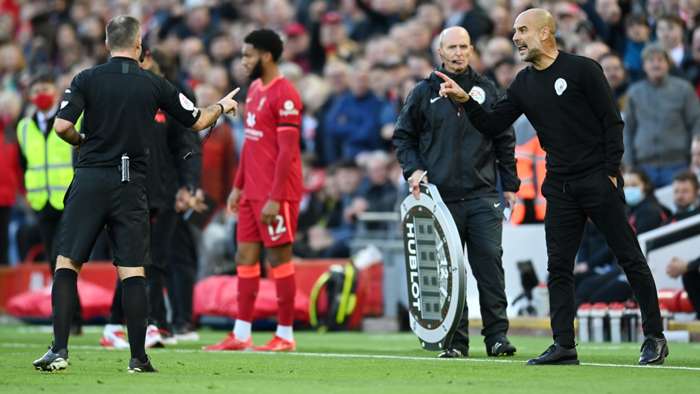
[249,58,264,80]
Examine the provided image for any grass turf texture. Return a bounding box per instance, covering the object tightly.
[1,325,699,393]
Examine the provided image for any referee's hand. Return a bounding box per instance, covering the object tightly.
[409,170,428,200]
[218,87,240,115]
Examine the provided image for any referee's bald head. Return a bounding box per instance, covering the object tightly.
[106,15,141,52]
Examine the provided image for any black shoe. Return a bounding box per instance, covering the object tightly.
[639,335,669,365]
[128,356,158,373]
[486,337,517,357]
[437,348,468,358]
[33,347,69,371]
[527,343,579,365]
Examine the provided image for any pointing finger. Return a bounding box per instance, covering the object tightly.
[435,71,452,83]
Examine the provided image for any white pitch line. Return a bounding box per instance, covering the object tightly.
[3,342,699,372]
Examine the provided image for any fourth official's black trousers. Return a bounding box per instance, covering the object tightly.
[542,170,663,347]
[446,197,509,351]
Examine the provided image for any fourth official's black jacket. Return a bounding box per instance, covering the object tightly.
[393,67,519,202]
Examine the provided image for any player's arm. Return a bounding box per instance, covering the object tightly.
[270,128,299,200]
[435,71,522,137]
[263,90,302,224]
[55,72,87,146]
[581,60,624,178]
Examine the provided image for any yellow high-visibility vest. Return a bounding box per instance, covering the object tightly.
[16,114,82,211]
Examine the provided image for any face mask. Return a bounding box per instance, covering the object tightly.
[624,186,644,206]
[32,93,55,111]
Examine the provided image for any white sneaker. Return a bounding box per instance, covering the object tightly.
[145,325,165,348]
[174,330,200,341]
[100,324,129,349]
[159,328,178,346]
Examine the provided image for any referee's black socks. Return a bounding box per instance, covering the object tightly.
[52,268,78,352]
[122,276,148,362]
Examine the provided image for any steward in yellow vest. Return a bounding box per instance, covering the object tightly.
[17,72,83,332]
[16,75,81,257]
[17,109,80,212]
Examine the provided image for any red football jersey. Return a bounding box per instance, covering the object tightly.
[235,76,303,201]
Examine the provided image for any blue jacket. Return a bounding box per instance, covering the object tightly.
[323,91,385,160]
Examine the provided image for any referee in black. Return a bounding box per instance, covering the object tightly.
[394,26,519,359]
[32,15,239,373]
[437,8,667,366]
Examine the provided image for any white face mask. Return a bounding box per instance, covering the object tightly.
[624,186,644,206]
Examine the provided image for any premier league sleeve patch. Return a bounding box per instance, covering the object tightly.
[469,86,486,104]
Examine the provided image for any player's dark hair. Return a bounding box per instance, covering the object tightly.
[244,29,284,62]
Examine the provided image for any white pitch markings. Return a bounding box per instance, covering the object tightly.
[2,342,700,372]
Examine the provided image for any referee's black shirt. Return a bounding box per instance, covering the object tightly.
[463,51,624,180]
[57,56,201,174]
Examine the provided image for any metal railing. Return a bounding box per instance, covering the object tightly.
[350,211,406,318]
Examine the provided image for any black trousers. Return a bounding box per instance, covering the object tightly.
[146,207,178,328]
[446,196,509,351]
[682,269,700,319]
[542,170,663,347]
[167,215,198,330]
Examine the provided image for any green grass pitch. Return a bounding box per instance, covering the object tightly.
[1,325,699,393]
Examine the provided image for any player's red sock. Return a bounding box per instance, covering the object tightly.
[236,264,260,323]
[271,262,296,326]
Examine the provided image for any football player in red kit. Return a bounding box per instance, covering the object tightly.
[204,29,302,352]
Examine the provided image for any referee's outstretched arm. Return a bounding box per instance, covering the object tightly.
[54,86,240,145]
[190,87,239,131]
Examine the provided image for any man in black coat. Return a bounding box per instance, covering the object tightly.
[394,26,519,359]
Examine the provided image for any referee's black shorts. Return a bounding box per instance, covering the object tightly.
[57,167,149,267]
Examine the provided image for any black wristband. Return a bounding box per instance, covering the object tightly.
[217,103,225,116]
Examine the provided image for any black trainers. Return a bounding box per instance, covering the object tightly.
[128,356,158,373]
[486,337,517,357]
[639,335,669,365]
[437,348,468,358]
[33,347,69,371]
[527,343,579,365]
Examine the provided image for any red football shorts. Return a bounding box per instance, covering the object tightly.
[237,198,299,247]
